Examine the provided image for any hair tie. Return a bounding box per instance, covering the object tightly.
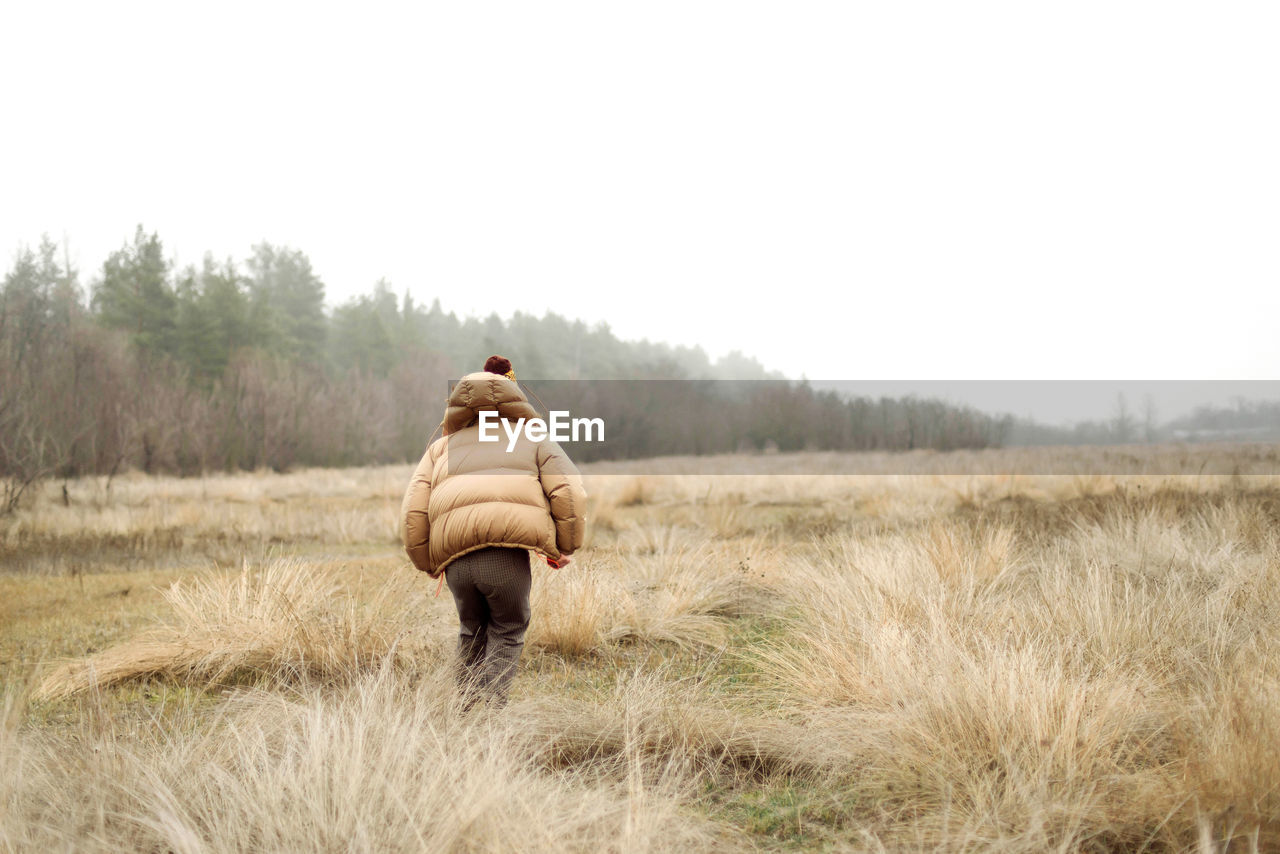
[504,369,517,381]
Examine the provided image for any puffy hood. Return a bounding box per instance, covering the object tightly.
[442,371,541,436]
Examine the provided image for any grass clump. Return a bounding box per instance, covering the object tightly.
[35,557,445,700]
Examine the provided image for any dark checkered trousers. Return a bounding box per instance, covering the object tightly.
[443,546,532,706]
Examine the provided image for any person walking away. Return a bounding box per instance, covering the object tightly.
[400,355,586,707]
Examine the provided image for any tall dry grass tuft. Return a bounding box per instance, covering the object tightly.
[614,476,658,507]
[924,521,1018,585]
[34,558,445,700]
[529,562,634,657]
[758,495,1280,849]
[4,665,730,852]
[528,527,781,656]
[520,668,846,784]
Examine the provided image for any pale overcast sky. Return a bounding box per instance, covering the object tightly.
[3,1,1278,390]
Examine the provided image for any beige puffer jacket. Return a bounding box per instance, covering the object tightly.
[400,372,587,578]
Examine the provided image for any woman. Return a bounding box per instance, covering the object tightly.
[400,355,586,707]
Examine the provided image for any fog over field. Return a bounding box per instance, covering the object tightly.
[814,380,1280,426]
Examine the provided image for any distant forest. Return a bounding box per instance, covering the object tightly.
[2,228,1011,508]
[1004,397,1280,447]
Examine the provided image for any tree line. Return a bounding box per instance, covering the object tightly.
[522,380,1011,463]
[1,228,1009,510]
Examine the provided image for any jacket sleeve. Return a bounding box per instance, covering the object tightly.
[536,440,587,555]
[400,441,439,573]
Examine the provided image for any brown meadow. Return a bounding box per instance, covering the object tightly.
[3,446,1280,851]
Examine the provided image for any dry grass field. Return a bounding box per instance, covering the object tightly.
[3,446,1280,852]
